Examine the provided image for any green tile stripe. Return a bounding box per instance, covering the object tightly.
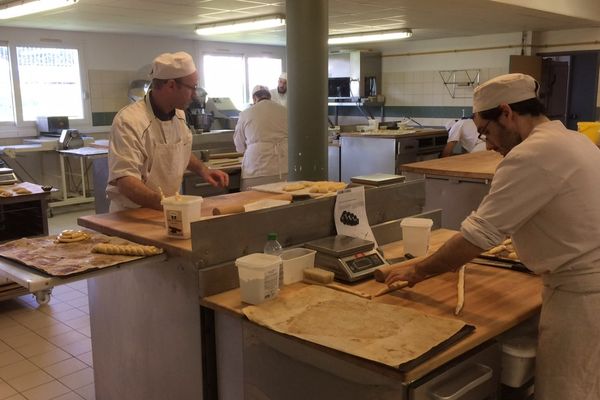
[92,112,118,126]
[328,105,473,119]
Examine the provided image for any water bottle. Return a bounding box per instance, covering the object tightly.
[264,232,283,288]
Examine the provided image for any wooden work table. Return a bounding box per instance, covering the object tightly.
[202,229,542,383]
[401,150,502,181]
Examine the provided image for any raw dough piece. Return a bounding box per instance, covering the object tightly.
[55,230,91,243]
[0,190,12,197]
[13,187,32,195]
[283,183,305,192]
[92,243,164,256]
[455,265,466,316]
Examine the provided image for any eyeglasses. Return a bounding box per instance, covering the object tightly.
[175,80,198,91]
[477,120,493,142]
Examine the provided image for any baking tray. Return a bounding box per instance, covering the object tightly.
[350,173,406,186]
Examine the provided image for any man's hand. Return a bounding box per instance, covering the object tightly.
[385,264,428,287]
[201,168,229,188]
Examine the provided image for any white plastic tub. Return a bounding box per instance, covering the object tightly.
[235,253,281,305]
[501,336,537,388]
[161,195,203,239]
[400,217,433,256]
[281,248,316,284]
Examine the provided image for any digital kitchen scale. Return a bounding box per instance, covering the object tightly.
[305,235,388,282]
[0,168,18,185]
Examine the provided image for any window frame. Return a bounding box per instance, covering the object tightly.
[0,39,91,136]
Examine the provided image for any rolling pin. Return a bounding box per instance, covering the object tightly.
[374,256,424,282]
[212,193,293,215]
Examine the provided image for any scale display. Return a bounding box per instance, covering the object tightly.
[306,235,389,282]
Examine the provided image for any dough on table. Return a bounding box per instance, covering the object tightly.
[55,230,91,243]
[92,243,164,256]
[283,182,305,192]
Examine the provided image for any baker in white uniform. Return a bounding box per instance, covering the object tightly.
[107,52,229,211]
[440,118,486,157]
[234,85,288,190]
[386,73,600,399]
[269,72,287,107]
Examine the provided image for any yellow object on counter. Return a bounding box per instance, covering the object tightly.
[577,122,600,144]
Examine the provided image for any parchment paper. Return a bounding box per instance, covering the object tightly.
[243,285,472,369]
[0,231,160,277]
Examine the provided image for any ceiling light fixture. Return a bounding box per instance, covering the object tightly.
[328,28,413,45]
[0,0,78,20]
[195,14,285,36]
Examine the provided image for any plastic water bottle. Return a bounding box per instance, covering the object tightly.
[264,232,283,288]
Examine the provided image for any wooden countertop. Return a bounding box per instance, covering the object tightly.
[201,229,542,382]
[401,150,502,180]
[340,128,447,139]
[77,190,295,257]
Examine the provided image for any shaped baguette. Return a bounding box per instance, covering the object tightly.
[92,243,164,256]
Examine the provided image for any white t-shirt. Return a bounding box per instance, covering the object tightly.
[234,99,288,179]
[269,88,287,108]
[447,119,485,152]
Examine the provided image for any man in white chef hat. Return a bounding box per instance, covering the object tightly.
[269,72,287,107]
[386,73,600,399]
[107,51,229,211]
[234,84,288,190]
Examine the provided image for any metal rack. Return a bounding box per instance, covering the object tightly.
[439,69,480,98]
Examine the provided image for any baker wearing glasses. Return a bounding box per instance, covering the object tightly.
[386,73,600,399]
[107,51,229,211]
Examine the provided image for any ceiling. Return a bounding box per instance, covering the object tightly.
[0,0,599,48]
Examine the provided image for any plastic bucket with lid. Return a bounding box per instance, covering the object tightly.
[235,253,280,304]
[400,217,433,257]
[161,195,203,239]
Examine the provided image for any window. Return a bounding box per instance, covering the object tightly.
[0,45,14,123]
[203,55,245,110]
[247,57,282,103]
[16,46,84,121]
[203,54,282,110]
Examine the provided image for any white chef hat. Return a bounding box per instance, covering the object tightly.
[473,73,538,113]
[252,85,270,96]
[149,52,196,80]
[279,72,287,81]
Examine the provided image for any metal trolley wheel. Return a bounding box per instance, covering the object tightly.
[33,289,52,306]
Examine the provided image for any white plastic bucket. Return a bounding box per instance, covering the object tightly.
[235,253,281,305]
[161,195,203,239]
[400,217,433,256]
[501,336,537,388]
[281,248,316,284]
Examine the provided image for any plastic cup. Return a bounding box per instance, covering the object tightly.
[400,217,433,257]
[161,195,203,239]
[281,248,316,284]
[235,253,281,305]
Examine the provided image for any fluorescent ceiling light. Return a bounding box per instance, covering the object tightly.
[195,14,285,36]
[328,29,413,45]
[0,0,78,19]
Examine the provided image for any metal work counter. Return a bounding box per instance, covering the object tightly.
[201,229,541,399]
[74,182,426,399]
[401,151,503,230]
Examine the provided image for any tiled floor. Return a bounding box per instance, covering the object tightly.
[0,208,96,400]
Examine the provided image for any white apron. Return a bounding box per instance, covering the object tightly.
[241,138,288,190]
[535,274,600,400]
[109,96,191,212]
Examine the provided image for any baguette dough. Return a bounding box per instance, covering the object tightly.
[13,187,32,195]
[283,182,305,192]
[92,243,164,256]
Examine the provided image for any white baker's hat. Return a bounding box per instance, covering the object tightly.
[473,73,538,113]
[252,85,270,96]
[279,72,287,81]
[149,52,196,80]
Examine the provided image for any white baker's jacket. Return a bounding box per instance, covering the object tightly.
[447,119,485,152]
[106,93,192,211]
[460,120,600,399]
[234,99,288,179]
[269,88,287,108]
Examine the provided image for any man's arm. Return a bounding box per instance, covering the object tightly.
[440,141,458,157]
[187,153,229,188]
[116,176,163,210]
[385,233,484,286]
